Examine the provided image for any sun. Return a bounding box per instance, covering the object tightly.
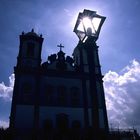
[82,17,94,33]
[82,17,101,34]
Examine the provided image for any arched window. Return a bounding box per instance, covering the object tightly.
[71,120,81,140]
[43,119,53,139]
[43,119,53,131]
[57,86,67,105]
[56,113,69,130]
[70,87,80,106]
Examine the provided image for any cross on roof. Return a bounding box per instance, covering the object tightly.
[57,44,64,51]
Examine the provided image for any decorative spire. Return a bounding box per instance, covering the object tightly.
[57,44,65,62]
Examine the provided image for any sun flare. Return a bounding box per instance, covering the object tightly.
[82,17,94,33]
[82,17,101,33]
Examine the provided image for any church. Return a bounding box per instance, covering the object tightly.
[9,10,109,140]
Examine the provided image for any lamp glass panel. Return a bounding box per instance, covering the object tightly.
[92,17,101,32]
[82,17,95,33]
[77,22,84,32]
[77,31,85,41]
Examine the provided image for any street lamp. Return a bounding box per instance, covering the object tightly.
[73,9,106,42]
[73,9,109,140]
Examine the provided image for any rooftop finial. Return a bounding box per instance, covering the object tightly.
[22,31,24,35]
[31,28,34,32]
[57,43,64,51]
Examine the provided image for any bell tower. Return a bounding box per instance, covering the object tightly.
[10,29,43,139]
[17,29,43,68]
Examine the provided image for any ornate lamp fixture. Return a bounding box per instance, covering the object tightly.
[73,9,106,42]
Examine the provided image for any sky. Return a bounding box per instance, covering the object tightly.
[1,0,140,132]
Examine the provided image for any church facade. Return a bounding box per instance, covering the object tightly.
[10,29,109,140]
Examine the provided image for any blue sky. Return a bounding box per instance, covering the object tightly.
[1,0,140,132]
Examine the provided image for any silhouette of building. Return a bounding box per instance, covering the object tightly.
[9,29,109,140]
[109,128,140,140]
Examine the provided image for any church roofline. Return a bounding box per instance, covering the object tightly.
[20,29,43,40]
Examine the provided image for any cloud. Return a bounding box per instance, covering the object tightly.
[104,59,140,130]
[64,9,73,17]
[0,74,14,101]
[1,60,140,131]
[0,120,9,128]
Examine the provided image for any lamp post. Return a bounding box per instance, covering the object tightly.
[73,9,108,140]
